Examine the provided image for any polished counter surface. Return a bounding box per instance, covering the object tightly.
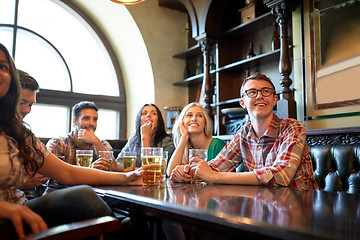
[93,180,360,240]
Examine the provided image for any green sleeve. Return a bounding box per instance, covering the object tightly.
[207,138,226,162]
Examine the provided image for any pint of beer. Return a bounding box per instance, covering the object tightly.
[76,150,93,167]
[141,147,163,188]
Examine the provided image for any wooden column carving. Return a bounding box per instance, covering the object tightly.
[199,38,214,120]
[265,0,298,119]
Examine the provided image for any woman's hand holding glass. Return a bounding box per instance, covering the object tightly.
[170,164,192,183]
[188,149,207,183]
[125,168,144,185]
[189,157,213,183]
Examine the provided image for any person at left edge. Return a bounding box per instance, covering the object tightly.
[0,42,143,239]
[17,70,49,191]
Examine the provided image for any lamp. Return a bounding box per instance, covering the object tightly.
[111,0,145,4]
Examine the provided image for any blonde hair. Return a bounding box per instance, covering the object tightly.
[172,102,213,162]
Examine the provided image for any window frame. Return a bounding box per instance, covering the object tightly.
[2,0,126,138]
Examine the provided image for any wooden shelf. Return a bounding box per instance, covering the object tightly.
[218,49,280,73]
[174,50,280,88]
[173,44,201,59]
[217,98,242,106]
[170,2,288,136]
[173,73,204,86]
[222,12,273,38]
[173,69,217,86]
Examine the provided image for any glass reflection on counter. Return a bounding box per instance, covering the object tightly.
[98,180,360,239]
[168,184,311,227]
[167,182,360,239]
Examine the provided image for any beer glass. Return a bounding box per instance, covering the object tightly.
[189,149,207,183]
[161,151,168,179]
[98,151,114,171]
[141,147,163,188]
[189,149,208,161]
[122,151,136,172]
[76,150,93,167]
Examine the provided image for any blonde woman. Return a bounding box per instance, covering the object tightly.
[167,102,225,182]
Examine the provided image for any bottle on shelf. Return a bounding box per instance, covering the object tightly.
[183,65,189,79]
[272,22,280,51]
[212,85,217,103]
[246,68,251,77]
[246,43,256,59]
[210,54,216,71]
[196,57,203,75]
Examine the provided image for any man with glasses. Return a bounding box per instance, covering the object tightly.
[174,72,316,190]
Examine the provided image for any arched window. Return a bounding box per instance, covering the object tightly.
[0,0,125,139]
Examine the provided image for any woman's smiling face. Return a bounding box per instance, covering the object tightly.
[183,106,206,134]
[0,50,11,99]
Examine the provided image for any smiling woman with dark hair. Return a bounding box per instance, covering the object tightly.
[0,43,143,239]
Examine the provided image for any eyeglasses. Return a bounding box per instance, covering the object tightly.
[242,87,275,98]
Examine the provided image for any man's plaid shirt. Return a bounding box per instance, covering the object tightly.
[209,114,316,190]
[46,131,112,165]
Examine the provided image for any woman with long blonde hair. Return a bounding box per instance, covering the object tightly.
[167,102,225,182]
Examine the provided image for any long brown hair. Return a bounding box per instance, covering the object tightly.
[0,43,44,176]
[135,104,169,146]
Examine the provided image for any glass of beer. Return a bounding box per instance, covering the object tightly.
[99,151,114,171]
[189,149,207,184]
[141,147,163,188]
[161,151,168,180]
[122,151,136,172]
[189,149,208,161]
[76,150,93,167]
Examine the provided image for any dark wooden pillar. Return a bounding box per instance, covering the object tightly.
[265,0,298,119]
[198,38,215,120]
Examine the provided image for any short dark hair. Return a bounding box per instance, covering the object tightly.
[72,101,98,120]
[18,70,39,92]
[240,72,276,97]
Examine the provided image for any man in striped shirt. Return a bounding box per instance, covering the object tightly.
[187,72,316,190]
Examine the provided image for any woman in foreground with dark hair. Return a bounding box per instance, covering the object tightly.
[0,43,142,239]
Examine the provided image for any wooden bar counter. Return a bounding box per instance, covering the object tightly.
[93,180,360,240]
